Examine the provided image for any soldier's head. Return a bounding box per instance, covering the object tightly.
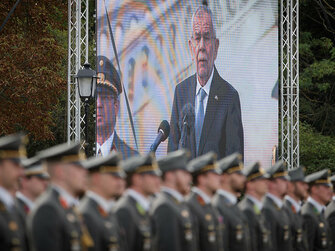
[216,153,246,196]
[305,169,332,205]
[189,5,219,86]
[243,162,269,200]
[286,166,308,201]
[158,150,192,196]
[19,157,49,201]
[84,152,125,200]
[37,142,88,197]
[187,152,221,196]
[266,160,289,199]
[122,154,161,197]
[96,56,122,143]
[0,133,27,193]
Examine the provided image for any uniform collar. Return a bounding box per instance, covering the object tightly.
[333,195,335,201]
[307,196,325,214]
[52,184,79,208]
[192,187,211,204]
[97,131,115,156]
[16,191,35,211]
[246,194,263,210]
[161,186,184,203]
[0,186,14,210]
[196,67,214,97]
[127,189,150,212]
[285,195,301,213]
[266,193,284,209]
[86,190,115,213]
[217,189,237,205]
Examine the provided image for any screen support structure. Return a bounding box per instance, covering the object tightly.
[67,0,300,168]
[67,0,89,146]
[280,0,299,170]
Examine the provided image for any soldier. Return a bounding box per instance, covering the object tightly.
[28,142,94,251]
[150,149,196,251]
[0,133,28,250]
[79,152,126,251]
[238,162,272,251]
[16,157,49,217]
[325,175,335,251]
[262,160,291,251]
[212,153,251,251]
[302,169,332,251]
[284,166,309,251]
[114,153,161,251]
[186,151,224,251]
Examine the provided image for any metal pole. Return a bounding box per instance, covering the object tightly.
[84,99,89,156]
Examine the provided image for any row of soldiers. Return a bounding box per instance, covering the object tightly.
[0,133,335,251]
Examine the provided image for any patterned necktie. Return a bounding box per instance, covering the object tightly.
[195,88,207,154]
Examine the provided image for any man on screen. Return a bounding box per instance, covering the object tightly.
[96,55,138,159]
[168,5,244,159]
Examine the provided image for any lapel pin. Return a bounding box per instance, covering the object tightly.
[215,95,218,100]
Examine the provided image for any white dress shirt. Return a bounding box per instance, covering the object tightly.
[16,191,35,211]
[192,187,211,204]
[52,184,79,207]
[161,186,184,203]
[266,193,284,209]
[307,196,326,214]
[216,189,237,205]
[195,68,214,115]
[127,189,150,212]
[247,194,264,211]
[86,190,115,213]
[285,195,301,213]
[96,131,115,156]
[0,186,14,210]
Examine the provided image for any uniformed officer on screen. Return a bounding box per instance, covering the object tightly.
[150,149,196,251]
[16,157,49,218]
[114,153,161,251]
[262,160,291,251]
[284,166,309,251]
[28,142,94,251]
[302,169,332,251]
[0,133,28,251]
[325,175,335,251]
[238,162,272,251]
[79,152,127,251]
[185,151,224,251]
[96,55,138,159]
[212,153,251,251]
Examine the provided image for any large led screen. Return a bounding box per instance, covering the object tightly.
[96,0,278,167]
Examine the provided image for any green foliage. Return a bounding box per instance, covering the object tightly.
[300,122,335,174]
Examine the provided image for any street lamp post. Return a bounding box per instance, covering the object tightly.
[75,63,97,156]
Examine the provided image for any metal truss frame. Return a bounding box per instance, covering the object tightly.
[280,0,299,169]
[67,0,89,144]
[67,0,300,167]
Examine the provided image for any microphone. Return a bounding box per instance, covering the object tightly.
[179,103,195,149]
[150,120,170,152]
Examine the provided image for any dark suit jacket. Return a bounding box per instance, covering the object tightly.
[150,191,197,251]
[262,196,292,251]
[0,200,27,251]
[212,192,251,251]
[168,66,244,159]
[114,194,152,251]
[325,199,335,251]
[79,196,126,251]
[27,187,92,251]
[283,199,308,251]
[301,201,330,251]
[238,196,272,251]
[186,191,224,251]
[113,132,138,160]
